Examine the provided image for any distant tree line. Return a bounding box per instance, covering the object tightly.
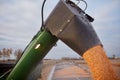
[0,48,22,61]
[62,57,83,60]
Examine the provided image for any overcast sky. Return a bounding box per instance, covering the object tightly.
[0,0,120,59]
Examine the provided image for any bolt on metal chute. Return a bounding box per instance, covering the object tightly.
[5,0,102,80]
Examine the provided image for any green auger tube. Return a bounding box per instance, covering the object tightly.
[6,30,58,80]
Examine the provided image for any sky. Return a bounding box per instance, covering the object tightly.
[0,0,120,59]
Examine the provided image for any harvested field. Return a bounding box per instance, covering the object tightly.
[38,59,120,80]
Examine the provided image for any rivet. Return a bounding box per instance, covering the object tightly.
[67,20,70,22]
[59,29,62,32]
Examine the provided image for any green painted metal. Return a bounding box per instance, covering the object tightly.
[6,30,58,80]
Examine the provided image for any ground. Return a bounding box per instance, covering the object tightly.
[38,59,120,80]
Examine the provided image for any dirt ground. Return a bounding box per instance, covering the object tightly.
[110,59,120,79]
[38,59,120,80]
